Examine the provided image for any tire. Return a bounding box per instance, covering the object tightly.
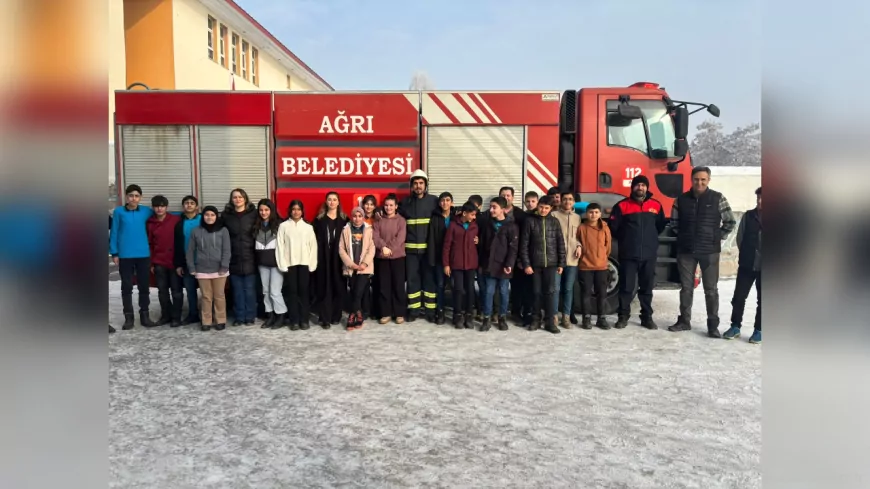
[571,256,620,316]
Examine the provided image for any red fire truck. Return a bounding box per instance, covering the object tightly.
[113,83,717,312]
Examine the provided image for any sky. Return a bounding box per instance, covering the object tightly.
[236,0,762,135]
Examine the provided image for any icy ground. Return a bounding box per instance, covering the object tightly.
[109,280,760,489]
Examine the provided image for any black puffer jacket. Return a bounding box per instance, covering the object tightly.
[221,204,258,275]
[520,212,566,269]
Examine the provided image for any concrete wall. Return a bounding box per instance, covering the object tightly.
[708,166,761,278]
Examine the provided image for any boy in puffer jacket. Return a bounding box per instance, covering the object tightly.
[519,195,565,334]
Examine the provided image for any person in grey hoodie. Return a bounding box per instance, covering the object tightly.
[186,206,232,331]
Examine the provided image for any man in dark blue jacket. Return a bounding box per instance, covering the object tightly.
[723,187,761,343]
[609,175,666,329]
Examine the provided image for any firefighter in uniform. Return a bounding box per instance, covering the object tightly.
[399,169,440,321]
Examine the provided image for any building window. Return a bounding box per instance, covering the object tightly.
[231,33,239,74]
[251,48,259,86]
[241,40,249,80]
[219,24,228,67]
[207,16,215,60]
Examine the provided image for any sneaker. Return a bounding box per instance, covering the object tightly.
[560,314,572,329]
[379,317,391,324]
[395,317,405,324]
[723,325,741,340]
[749,330,761,344]
[667,320,692,332]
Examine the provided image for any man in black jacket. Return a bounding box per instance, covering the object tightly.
[668,166,737,337]
[399,169,440,322]
[609,175,666,329]
[499,186,530,321]
[723,187,761,343]
[519,196,565,334]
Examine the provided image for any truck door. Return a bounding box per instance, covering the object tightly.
[196,126,270,207]
[117,125,194,212]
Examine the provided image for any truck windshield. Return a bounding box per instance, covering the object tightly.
[606,99,677,158]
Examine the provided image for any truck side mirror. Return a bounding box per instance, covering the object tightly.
[617,104,643,119]
[674,139,689,157]
[673,106,689,139]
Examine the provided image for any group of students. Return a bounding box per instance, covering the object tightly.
[109,166,761,344]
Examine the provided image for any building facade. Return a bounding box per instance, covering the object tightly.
[109,0,332,180]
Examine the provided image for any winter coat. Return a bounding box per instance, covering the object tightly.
[254,225,279,268]
[520,212,566,269]
[221,205,258,275]
[186,226,231,274]
[608,193,666,261]
[736,208,761,271]
[174,214,202,269]
[426,208,456,266]
[109,205,153,259]
[672,188,736,255]
[145,213,180,268]
[275,218,318,272]
[338,223,375,276]
[398,194,439,255]
[577,220,612,271]
[553,209,582,267]
[478,215,519,279]
[372,214,407,260]
[442,219,479,271]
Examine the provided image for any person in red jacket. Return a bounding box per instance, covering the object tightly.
[146,195,183,326]
[443,202,479,329]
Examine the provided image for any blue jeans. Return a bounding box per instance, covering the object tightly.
[230,273,257,322]
[182,269,199,320]
[483,276,510,316]
[434,263,446,310]
[553,266,578,316]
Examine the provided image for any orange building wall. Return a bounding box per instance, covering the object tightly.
[124,0,176,89]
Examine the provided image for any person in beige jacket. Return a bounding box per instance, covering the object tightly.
[276,200,318,331]
[339,207,376,330]
[553,191,582,328]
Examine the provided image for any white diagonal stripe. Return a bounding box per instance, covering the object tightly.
[528,150,557,185]
[527,162,552,190]
[459,93,491,123]
[472,93,502,123]
[403,93,420,112]
[434,93,476,123]
[420,93,452,124]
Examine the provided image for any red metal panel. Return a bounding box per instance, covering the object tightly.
[276,147,418,182]
[274,187,409,221]
[420,91,560,126]
[114,91,272,125]
[273,92,420,141]
[525,125,559,196]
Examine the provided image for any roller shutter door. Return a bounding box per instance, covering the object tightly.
[197,126,270,208]
[426,126,525,207]
[120,125,193,212]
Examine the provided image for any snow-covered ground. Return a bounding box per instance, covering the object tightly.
[109,280,760,489]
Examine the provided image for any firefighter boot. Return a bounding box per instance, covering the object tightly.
[122,314,135,330]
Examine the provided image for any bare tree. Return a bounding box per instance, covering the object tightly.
[409,71,434,90]
[690,120,761,166]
